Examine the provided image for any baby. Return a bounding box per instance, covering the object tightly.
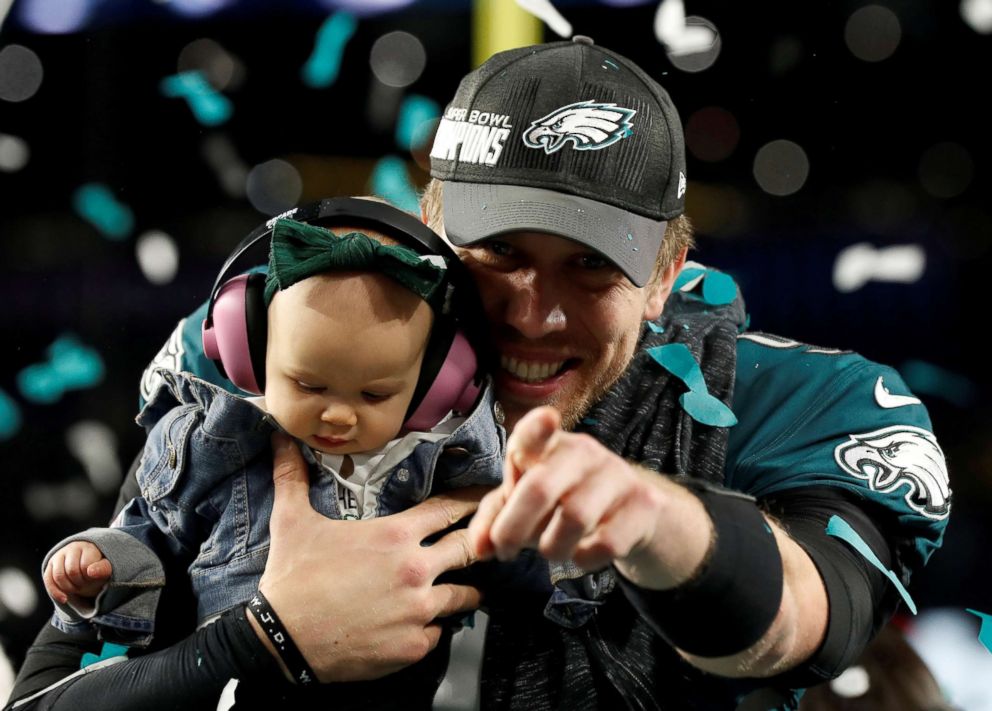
[41,210,504,698]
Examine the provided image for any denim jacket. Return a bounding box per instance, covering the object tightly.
[46,368,506,646]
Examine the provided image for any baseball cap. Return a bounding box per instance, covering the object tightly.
[430,36,686,287]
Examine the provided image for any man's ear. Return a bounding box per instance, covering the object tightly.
[643,246,689,321]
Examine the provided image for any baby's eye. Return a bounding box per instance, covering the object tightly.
[362,391,392,402]
[295,381,324,394]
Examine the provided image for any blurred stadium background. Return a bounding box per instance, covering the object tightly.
[1,0,991,706]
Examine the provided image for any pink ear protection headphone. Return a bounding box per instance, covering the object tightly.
[200,198,487,431]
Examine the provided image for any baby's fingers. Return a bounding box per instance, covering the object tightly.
[85,559,112,581]
[43,561,68,604]
[63,547,87,588]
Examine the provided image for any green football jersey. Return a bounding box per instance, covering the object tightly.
[727,332,949,571]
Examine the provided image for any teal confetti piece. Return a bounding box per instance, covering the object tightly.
[647,321,665,334]
[738,313,751,334]
[679,390,738,427]
[81,642,129,669]
[49,335,105,389]
[700,271,737,306]
[966,609,992,656]
[647,344,737,427]
[17,335,105,404]
[673,267,706,292]
[674,267,738,306]
[395,94,440,151]
[0,388,21,441]
[648,343,705,391]
[370,156,419,214]
[17,363,61,404]
[72,183,134,240]
[826,515,916,614]
[581,417,599,425]
[302,12,357,88]
[160,71,232,126]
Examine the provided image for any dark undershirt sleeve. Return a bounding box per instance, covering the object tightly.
[762,485,905,686]
[5,608,279,711]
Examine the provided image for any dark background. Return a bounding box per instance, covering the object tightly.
[1,0,990,699]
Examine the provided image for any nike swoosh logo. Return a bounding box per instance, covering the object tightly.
[874,377,922,409]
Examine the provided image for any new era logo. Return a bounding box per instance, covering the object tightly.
[677,171,687,199]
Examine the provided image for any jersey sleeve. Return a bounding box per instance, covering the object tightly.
[726,334,950,575]
[138,300,233,409]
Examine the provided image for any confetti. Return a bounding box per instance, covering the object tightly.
[654,0,717,55]
[832,242,926,293]
[701,271,737,305]
[160,70,232,126]
[673,266,737,306]
[966,609,992,656]
[514,0,573,38]
[369,156,419,214]
[81,643,129,670]
[826,515,916,614]
[395,94,439,151]
[72,183,134,240]
[647,343,737,427]
[17,334,105,404]
[0,388,20,441]
[301,12,357,88]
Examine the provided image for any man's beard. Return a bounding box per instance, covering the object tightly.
[549,350,632,432]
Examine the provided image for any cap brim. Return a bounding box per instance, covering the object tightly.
[442,182,667,287]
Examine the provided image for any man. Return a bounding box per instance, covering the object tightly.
[6,38,947,711]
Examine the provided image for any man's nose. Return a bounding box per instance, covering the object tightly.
[321,401,357,427]
[504,271,567,339]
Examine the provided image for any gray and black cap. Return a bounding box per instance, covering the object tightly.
[430,36,686,287]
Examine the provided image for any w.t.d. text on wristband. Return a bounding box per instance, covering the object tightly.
[246,590,317,686]
[616,480,784,658]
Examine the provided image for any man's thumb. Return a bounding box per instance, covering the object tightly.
[270,433,312,532]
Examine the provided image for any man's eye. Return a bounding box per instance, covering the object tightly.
[485,241,513,257]
[577,254,609,270]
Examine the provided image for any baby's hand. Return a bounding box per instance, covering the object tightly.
[43,541,112,605]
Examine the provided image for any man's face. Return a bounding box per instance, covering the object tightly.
[455,232,678,431]
[264,273,432,454]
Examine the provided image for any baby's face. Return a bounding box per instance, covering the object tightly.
[264,271,433,454]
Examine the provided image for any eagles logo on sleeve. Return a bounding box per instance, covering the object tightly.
[522,101,635,154]
[139,318,186,403]
[834,425,950,520]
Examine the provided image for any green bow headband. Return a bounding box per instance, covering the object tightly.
[263,218,448,308]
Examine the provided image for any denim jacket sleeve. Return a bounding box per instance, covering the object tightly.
[41,520,166,648]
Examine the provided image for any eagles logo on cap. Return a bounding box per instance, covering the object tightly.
[522,101,636,155]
